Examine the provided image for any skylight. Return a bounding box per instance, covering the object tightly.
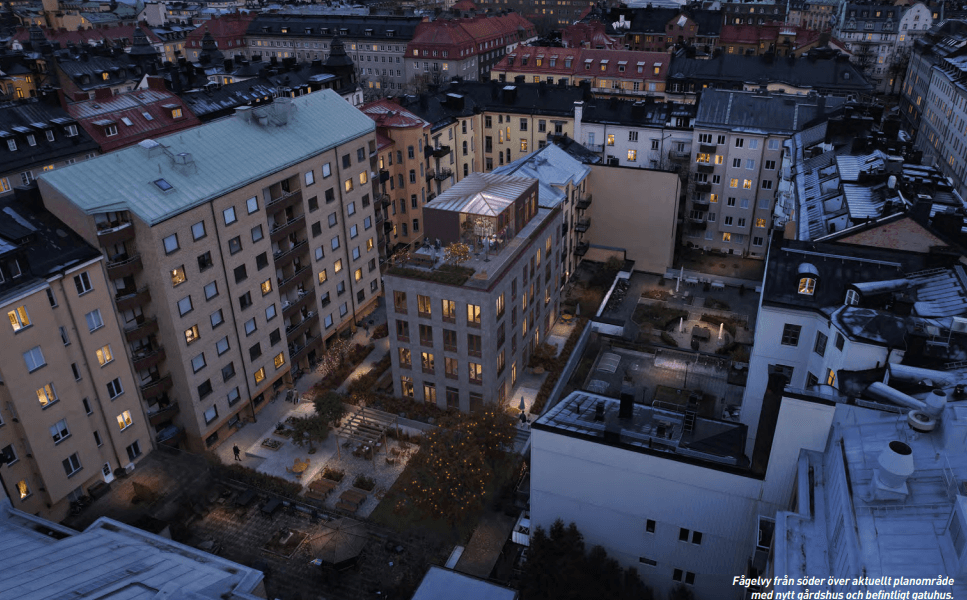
[154,179,173,192]
[143,112,154,121]
[121,117,133,126]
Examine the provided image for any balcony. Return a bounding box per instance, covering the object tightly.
[432,145,451,158]
[433,168,453,181]
[574,218,590,233]
[696,164,714,174]
[148,403,179,427]
[265,189,303,212]
[115,286,151,312]
[379,170,390,183]
[585,143,604,153]
[694,182,711,193]
[383,220,393,232]
[575,241,590,257]
[282,288,315,319]
[132,346,166,371]
[378,193,391,209]
[692,197,710,209]
[286,313,318,341]
[290,334,321,363]
[576,194,592,210]
[699,143,717,153]
[96,222,134,246]
[106,253,143,279]
[668,149,690,162]
[269,214,306,243]
[689,216,707,230]
[140,374,173,400]
[279,265,311,294]
[156,425,185,447]
[273,239,308,265]
[124,317,158,342]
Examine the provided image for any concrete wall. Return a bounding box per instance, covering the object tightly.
[587,165,678,275]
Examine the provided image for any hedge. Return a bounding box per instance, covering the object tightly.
[213,462,303,499]
[530,318,588,415]
[700,314,737,337]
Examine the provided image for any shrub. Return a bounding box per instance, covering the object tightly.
[704,297,731,310]
[528,343,559,370]
[387,264,475,286]
[322,467,345,482]
[371,323,388,339]
[346,353,392,395]
[353,474,376,491]
[530,318,587,415]
[214,463,303,499]
[660,331,678,347]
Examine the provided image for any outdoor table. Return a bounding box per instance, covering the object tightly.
[235,488,255,507]
[340,489,367,506]
[293,460,309,474]
[261,497,282,515]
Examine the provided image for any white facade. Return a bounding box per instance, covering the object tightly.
[530,392,835,600]
[580,122,692,170]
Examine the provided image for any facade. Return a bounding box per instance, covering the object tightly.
[684,89,845,258]
[37,91,381,453]
[0,196,151,520]
[491,47,670,101]
[403,13,537,85]
[530,388,836,600]
[468,0,592,31]
[717,23,829,58]
[597,7,722,53]
[244,15,423,98]
[383,173,563,411]
[832,2,933,92]
[185,13,253,61]
[580,98,695,169]
[900,20,967,137]
[913,46,967,198]
[787,0,839,31]
[0,498,266,599]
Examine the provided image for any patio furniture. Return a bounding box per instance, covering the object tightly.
[339,489,367,506]
[335,501,359,513]
[235,488,256,507]
[261,497,282,516]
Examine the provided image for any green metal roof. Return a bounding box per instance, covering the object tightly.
[39,90,375,226]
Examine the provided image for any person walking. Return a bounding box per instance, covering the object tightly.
[233,444,241,461]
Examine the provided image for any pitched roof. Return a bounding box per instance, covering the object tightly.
[39,90,374,226]
[492,144,590,208]
[185,13,254,45]
[0,99,99,176]
[361,99,429,129]
[668,54,873,93]
[695,89,848,134]
[494,47,669,81]
[406,13,536,54]
[13,24,162,46]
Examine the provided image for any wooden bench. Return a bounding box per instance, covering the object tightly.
[335,500,359,513]
[304,489,329,502]
[340,489,367,505]
[309,479,337,493]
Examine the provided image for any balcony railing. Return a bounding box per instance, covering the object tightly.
[96,221,134,246]
[124,317,158,342]
[286,313,317,341]
[692,197,710,208]
[379,170,390,183]
[585,143,604,152]
[576,194,592,210]
[575,241,590,257]
[132,346,166,371]
[696,164,714,174]
[273,239,308,264]
[668,149,690,161]
[265,189,302,210]
[115,286,151,312]
[378,193,391,209]
[140,374,173,400]
[282,288,315,319]
[694,182,711,193]
[433,168,453,181]
[432,145,451,158]
[279,265,311,293]
[291,334,321,363]
[574,219,590,233]
[148,403,179,427]
[689,216,707,230]
[699,143,717,153]
[269,215,306,242]
[106,253,143,279]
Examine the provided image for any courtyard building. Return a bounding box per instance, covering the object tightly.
[0,194,151,521]
[37,90,381,453]
[383,172,563,411]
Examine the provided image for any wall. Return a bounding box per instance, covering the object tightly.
[587,165,678,275]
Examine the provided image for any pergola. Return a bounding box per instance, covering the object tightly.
[333,406,400,462]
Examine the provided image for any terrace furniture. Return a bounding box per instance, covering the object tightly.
[261,497,282,515]
[235,488,256,507]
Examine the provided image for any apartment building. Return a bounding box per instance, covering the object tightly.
[0,195,151,520]
[787,0,840,31]
[185,13,253,61]
[362,100,437,258]
[580,98,695,169]
[684,89,845,258]
[0,95,100,196]
[592,7,721,53]
[899,20,967,138]
[912,46,967,199]
[717,23,830,58]
[37,91,381,452]
[403,13,537,84]
[383,173,563,411]
[833,2,933,92]
[491,47,670,101]
[244,15,423,97]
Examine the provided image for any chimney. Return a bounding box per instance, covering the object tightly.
[573,100,583,144]
[94,87,113,100]
[594,401,605,421]
[619,393,633,420]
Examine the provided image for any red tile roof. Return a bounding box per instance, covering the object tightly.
[493,47,670,81]
[13,24,162,46]
[406,13,536,56]
[361,99,430,129]
[562,22,619,49]
[186,14,254,49]
[68,80,200,153]
[719,22,823,50]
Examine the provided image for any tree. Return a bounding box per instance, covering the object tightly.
[395,427,489,536]
[443,242,471,265]
[669,584,696,600]
[887,47,911,96]
[452,410,516,470]
[289,414,329,453]
[314,390,346,427]
[519,520,654,600]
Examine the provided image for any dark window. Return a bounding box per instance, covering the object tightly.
[646,519,656,533]
[234,264,247,283]
[222,362,236,381]
[308,196,319,211]
[342,154,351,168]
[639,557,657,566]
[228,236,242,255]
[197,251,213,271]
[691,531,702,544]
[270,328,281,345]
[357,147,366,162]
[679,528,689,542]
[197,379,212,398]
[814,332,828,356]
[835,332,845,350]
[325,188,335,203]
[239,291,252,309]
[312,222,322,237]
[256,252,268,270]
[781,324,801,346]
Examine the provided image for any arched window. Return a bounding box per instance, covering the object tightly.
[797,263,819,295]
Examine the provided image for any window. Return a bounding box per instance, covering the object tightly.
[37,383,57,407]
[74,272,93,295]
[732,158,742,168]
[96,344,113,366]
[814,331,828,357]
[244,318,257,336]
[211,309,224,328]
[729,178,739,188]
[239,291,252,309]
[246,196,259,214]
[743,179,752,189]
[401,376,414,398]
[163,234,179,254]
[305,170,315,186]
[691,531,703,544]
[468,334,482,357]
[399,347,412,369]
[419,324,433,346]
[646,519,656,533]
[765,160,776,170]
[205,281,219,300]
[60,327,70,345]
[396,320,410,341]
[83,398,92,414]
[23,346,46,372]
[203,404,218,424]
[469,362,483,384]
[607,134,615,146]
[724,216,733,226]
[223,206,237,225]
[192,221,206,240]
[107,377,123,399]
[116,410,133,430]
[845,289,859,306]
[126,441,142,461]
[421,351,435,374]
[780,324,801,346]
[344,178,354,192]
[185,324,200,345]
[417,295,432,317]
[628,149,637,162]
[63,453,81,477]
[7,306,29,331]
[467,303,481,327]
[762,180,773,190]
[178,295,193,316]
[71,363,81,381]
[46,288,57,307]
[191,352,206,373]
[826,368,836,386]
[274,352,285,369]
[332,236,340,250]
[197,251,213,271]
[735,138,744,148]
[799,277,816,295]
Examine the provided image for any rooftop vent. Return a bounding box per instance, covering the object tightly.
[594,401,605,422]
[869,440,914,502]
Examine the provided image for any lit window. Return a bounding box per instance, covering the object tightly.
[254,367,266,384]
[344,178,354,192]
[261,279,272,295]
[36,383,57,407]
[628,149,637,162]
[7,306,30,331]
[96,344,113,366]
[116,410,133,430]
[607,134,615,146]
[171,265,187,285]
[743,179,752,189]
[185,324,200,344]
[721,232,731,242]
[729,178,738,188]
[16,480,29,499]
[359,171,368,185]
[274,352,285,368]
[799,277,816,295]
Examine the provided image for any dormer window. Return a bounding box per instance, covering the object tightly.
[26,134,35,147]
[101,72,109,81]
[6,139,15,151]
[45,130,54,142]
[105,125,118,137]
[281,27,288,33]
[797,263,819,295]
[66,124,77,137]
[845,289,859,305]
[172,108,183,119]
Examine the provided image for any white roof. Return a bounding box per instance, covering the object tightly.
[491,144,590,209]
[412,566,517,600]
[426,172,533,216]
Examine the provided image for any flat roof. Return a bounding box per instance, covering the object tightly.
[411,566,517,600]
[39,90,375,226]
[0,499,264,600]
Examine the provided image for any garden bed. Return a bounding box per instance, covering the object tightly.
[632,304,689,331]
[261,438,284,450]
[530,318,588,415]
[322,467,345,482]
